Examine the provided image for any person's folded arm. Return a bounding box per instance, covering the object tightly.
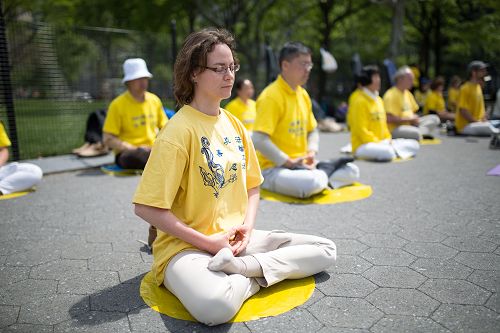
[0,146,9,166]
[252,131,289,166]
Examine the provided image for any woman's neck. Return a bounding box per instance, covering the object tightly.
[190,96,220,116]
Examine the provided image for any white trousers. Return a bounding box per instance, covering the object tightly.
[0,162,43,195]
[355,139,419,161]
[461,122,500,136]
[392,114,441,140]
[164,230,336,326]
[261,163,360,199]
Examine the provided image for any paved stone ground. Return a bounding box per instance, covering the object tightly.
[1,132,499,333]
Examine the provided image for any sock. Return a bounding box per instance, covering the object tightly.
[208,248,263,278]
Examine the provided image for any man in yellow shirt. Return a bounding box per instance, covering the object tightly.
[103,58,168,170]
[383,66,440,141]
[424,76,455,122]
[224,78,256,132]
[252,42,359,198]
[455,61,499,136]
[348,65,419,161]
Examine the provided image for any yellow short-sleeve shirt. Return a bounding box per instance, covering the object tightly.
[347,88,362,129]
[254,75,317,170]
[383,87,419,132]
[133,105,263,286]
[0,122,12,148]
[103,91,167,152]
[423,90,445,115]
[447,87,459,112]
[348,90,391,153]
[225,97,256,132]
[455,82,485,133]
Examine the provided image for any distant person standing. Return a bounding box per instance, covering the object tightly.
[0,122,42,196]
[225,79,256,132]
[103,58,168,170]
[383,66,440,140]
[455,61,499,136]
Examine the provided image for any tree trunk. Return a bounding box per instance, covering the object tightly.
[433,4,442,76]
[389,0,405,60]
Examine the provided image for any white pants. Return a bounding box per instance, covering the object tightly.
[261,163,360,198]
[461,122,500,136]
[164,230,336,326]
[392,114,441,140]
[355,139,419,161]
[0,162,43,195]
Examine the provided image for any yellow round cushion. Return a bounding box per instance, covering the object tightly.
[260,182,372,205]
[421,138,442,145]
[0,190,32,200]
[140,271,315,322]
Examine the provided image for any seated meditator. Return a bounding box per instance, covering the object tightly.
[103,58,168,170]
[0,122,42,196]
[103,58,168,248]
[252,42,359,199]
[224,78,256,132]
[133,28,336,326]
[455,61,499,136]
[348,65,419,161]
[423,76,455,122]
[383,66,440,141]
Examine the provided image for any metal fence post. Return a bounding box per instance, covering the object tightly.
[0,2,19,160]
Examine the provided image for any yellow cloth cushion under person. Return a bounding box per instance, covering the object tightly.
[140,271,315,322]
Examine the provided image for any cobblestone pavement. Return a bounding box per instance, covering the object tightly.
[1,132,499,332]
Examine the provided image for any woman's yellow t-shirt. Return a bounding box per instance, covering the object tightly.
[423,90,445,115]
[225,97,256,132]
[348,90,391,153]
[133,105,263,286]
[447,87,459,112]
[253,75,317,170]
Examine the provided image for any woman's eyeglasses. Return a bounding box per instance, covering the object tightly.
[202,64,240,74]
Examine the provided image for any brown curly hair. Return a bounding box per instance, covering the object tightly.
[173,28,239,107]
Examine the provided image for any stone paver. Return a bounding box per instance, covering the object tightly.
[1,133,499,332]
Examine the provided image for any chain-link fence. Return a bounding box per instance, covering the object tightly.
[0,17,173,160]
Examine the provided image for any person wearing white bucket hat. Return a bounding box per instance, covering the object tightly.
[103,58,168,170]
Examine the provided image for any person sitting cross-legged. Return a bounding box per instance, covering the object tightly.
[252,42,359,199]
[348,65,419,162]
[423,76,455,122]
[0,121,42,196]
[383,66,440,141]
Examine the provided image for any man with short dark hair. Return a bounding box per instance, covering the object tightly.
[252,42,359,199]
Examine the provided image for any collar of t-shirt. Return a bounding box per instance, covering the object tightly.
[362,87,379,100]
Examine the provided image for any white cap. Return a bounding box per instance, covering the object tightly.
[122,58,153,83]
[329,162,360,189]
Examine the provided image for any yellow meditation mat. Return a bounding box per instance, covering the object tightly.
[0,189,34,200]
[392,156,414,163]
[420,138,442,145]
[100,164,142,176]
[260,182,372,205]
[140,271,315,322]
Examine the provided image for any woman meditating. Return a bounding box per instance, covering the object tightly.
[133,28,336,326]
